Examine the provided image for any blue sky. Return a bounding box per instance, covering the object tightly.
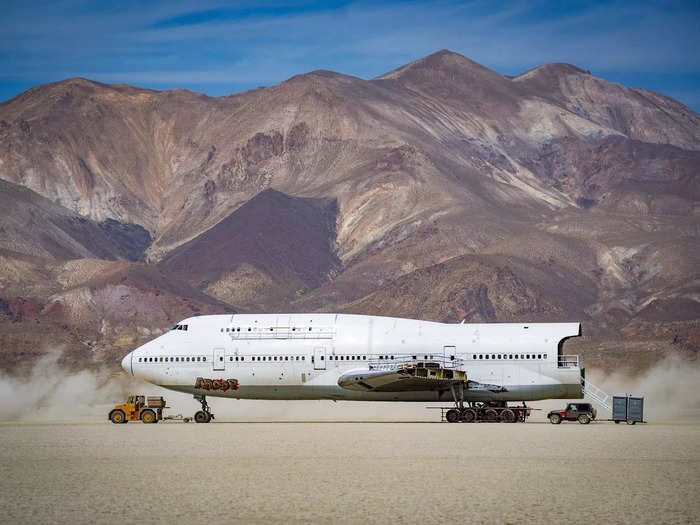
[1,0,699,111]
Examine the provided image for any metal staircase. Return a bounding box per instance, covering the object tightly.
[581,376,612,412]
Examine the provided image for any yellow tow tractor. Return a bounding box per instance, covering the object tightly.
[108,394,166,424]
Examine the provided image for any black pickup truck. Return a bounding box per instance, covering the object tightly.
[548,403,597,424]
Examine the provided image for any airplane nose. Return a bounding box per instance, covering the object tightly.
[121,352,133,375]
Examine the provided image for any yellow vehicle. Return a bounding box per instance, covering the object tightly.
[108,395,165,424]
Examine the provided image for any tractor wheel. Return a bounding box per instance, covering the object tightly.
[578,414,591,425]
[110,410,126,424]
[445,409,460,423]
[484,409,498,422]
[460,408,477,423]
[140,409,157,424]
[500,409,516,423]
[549,413,562,425]
[194,411,211,423]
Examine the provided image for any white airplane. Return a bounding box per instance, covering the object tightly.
[120,313,584,423]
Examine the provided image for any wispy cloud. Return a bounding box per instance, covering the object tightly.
[1,0,698,110]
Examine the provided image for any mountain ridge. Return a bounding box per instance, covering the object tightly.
[0,49,698,373]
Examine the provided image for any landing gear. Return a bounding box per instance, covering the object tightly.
[194,395,214,423]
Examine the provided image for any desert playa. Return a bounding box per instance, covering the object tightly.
[1,419,698,525]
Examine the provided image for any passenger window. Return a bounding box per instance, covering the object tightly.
[544,354,547,359]
[237,328,240,332]
[186,357,190,362]
[220,328,224,333]
[538,354,542,359]
[203,357,206,362]
[241,357,244,361]
[485,355,489,359]
[196,357,200,362]
[363,356,366,360]
[302,356,305,360]
[230,357,233,361]
[479,355,483,359]
[138,358,142,362]
[219,356,223,361]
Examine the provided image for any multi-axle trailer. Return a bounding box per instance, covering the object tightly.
[431,402,533,423]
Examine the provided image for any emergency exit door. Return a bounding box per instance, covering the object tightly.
[213,347,225,371]
[314,347,326,370]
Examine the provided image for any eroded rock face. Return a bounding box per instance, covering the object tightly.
[0,50,698,372]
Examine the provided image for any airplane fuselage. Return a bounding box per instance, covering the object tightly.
[122,314,584,403]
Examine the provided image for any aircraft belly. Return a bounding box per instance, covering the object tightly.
[159,382,582,402]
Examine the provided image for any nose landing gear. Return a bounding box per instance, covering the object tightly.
[194,394,214,423]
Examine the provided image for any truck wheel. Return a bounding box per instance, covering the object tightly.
[141,409,157,424]
[445,409,460,423]
[578,414,591,425]
[460,408,477,423]
[626,419,636,425]
[549,413,562,424]
[615,420,621,424]
[484,409,498,422]
[500,409,516,423]
[110,410,126,424]
[194,411,211,423]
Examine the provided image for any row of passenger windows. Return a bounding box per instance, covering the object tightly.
[139,356,204,363]
[222,327,316,332]
[230,356,306,362]
[472,354,547,360]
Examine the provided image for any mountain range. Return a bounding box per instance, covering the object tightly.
[1,50,698,374]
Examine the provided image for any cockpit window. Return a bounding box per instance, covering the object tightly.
[171,324,188,331]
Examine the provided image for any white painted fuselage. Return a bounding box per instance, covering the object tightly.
[122,314,583,402]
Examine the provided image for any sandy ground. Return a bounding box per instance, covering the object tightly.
[0,419,698,525]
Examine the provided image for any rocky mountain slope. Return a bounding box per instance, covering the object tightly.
[0,50,698,373]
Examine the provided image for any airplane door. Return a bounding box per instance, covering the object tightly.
[213,347,225,371]
[314,347,326,370]
[443,345,456,364]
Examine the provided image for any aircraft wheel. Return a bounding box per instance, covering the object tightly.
[445,409,460,423]
[578,414,591,425]
[460,408,477,423]
[194,411,211,423]
[484,409,498,422]
[140,409,157,424]
[110,410,126,424]
[549,413,562,425]
[500,409,516,423]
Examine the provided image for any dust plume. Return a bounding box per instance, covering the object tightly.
[591,354,700,420]
[0,350,134,421]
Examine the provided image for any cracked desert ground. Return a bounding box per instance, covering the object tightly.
[1,410,698,525]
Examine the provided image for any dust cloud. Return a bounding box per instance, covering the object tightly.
[0,351,698,422]
[0,350,133,421]
[591,354,700,420]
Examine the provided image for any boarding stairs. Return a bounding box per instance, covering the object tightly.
[581,376,612,412]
